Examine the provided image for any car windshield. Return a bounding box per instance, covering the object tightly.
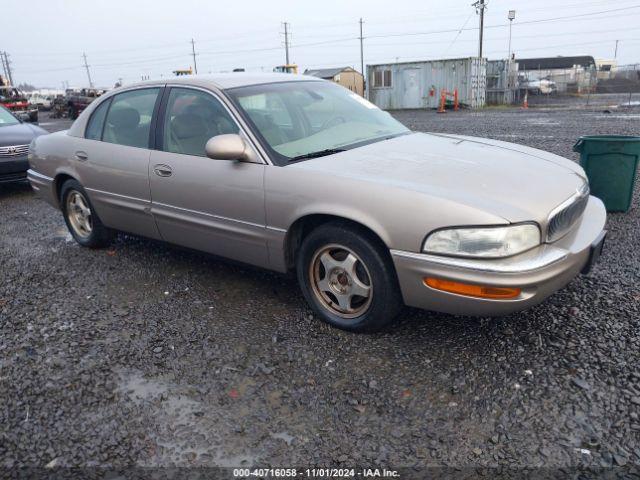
[226,81,409,164]
[0,106,19,127]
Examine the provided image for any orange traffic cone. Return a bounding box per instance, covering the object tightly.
[453,89,459,111]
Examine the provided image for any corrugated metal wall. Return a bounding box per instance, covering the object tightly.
[367,58,487,109]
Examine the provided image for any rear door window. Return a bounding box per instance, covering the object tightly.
[103,88,160,148]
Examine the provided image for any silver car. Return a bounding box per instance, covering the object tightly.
[28,74,607,332]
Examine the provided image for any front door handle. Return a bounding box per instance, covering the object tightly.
[153,164,173,177]
[75,151,88,161]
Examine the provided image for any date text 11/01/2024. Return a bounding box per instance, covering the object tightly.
[233,468,400,477]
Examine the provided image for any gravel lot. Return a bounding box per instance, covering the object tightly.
[1,101,639,472]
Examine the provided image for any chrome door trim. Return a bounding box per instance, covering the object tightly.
[152,201,265,230]
[85,187,149,207]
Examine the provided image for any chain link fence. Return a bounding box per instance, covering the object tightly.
[517,63,639,108]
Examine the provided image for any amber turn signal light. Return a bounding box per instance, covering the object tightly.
[424,278,521,299]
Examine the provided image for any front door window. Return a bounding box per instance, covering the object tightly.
[162,88,239,157]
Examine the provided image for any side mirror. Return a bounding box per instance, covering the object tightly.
[205,134,258,163]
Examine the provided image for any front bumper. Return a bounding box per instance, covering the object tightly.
[391,196,607,316]
[0,155,29,183]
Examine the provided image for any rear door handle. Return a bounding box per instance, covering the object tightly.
[75,151,88,161]
[153,164,173,177]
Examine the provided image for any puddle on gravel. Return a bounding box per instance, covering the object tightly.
[115,368,258,467]
[592,114,640,119]
[525,118,561,126]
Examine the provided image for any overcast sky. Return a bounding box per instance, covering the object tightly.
[3,0,639,88]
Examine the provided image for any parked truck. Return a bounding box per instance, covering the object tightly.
[65,88,104,119]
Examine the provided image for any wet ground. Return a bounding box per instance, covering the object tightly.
[1,101,639,472]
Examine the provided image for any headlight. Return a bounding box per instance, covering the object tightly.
[423,224,541,258]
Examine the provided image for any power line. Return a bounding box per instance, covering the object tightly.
[15,22,637,77]
[7,2,640,61]
[366,5,640,40]
[364,25,640,49]
[10,4,640,85]
[7,5,638,63]
[382,38,640,60]
[360,0,640,26]
[16,36,359,75]
[443,11,474,56]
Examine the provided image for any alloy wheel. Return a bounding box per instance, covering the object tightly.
[66,190,93,238]
[309,244,373,319]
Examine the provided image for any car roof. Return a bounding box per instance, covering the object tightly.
[126,72,323,91]
[66,73,325,138]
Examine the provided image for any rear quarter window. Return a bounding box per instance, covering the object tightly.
[85,98,111,140]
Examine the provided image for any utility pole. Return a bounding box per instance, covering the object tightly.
[614,39,619,59]
[191,38,198,74]
[359,18,365,76]
[507,10,516,104]
[82,52,94,88]
[1,52,7,80]
[474,0,487,59]
[3,52,14,85]
[283,22,290,65]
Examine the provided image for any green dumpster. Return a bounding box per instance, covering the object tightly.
[573,135,640,212]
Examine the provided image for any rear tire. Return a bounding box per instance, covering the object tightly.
[60,179,114,248]
[296,221,403,332]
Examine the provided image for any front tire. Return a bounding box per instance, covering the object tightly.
[60,179,114,248]
[297,222,403,332]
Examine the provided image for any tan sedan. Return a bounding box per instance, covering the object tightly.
[28,74,606,332]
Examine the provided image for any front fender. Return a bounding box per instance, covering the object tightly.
[265,166,506,254]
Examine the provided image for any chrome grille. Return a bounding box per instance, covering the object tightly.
[0,144,29,158]
[547,183,590,242]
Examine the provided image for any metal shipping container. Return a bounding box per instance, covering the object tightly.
[367,57,487,109]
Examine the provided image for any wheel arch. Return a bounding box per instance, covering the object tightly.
[283,213,392,271]
[53,172,79,208]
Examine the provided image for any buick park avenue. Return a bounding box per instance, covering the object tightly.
[27,73,606,332]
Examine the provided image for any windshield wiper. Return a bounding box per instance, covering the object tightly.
[288,148,346,162]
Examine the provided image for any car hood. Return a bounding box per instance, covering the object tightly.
[0,122,47,146]
[287,132,587,223]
